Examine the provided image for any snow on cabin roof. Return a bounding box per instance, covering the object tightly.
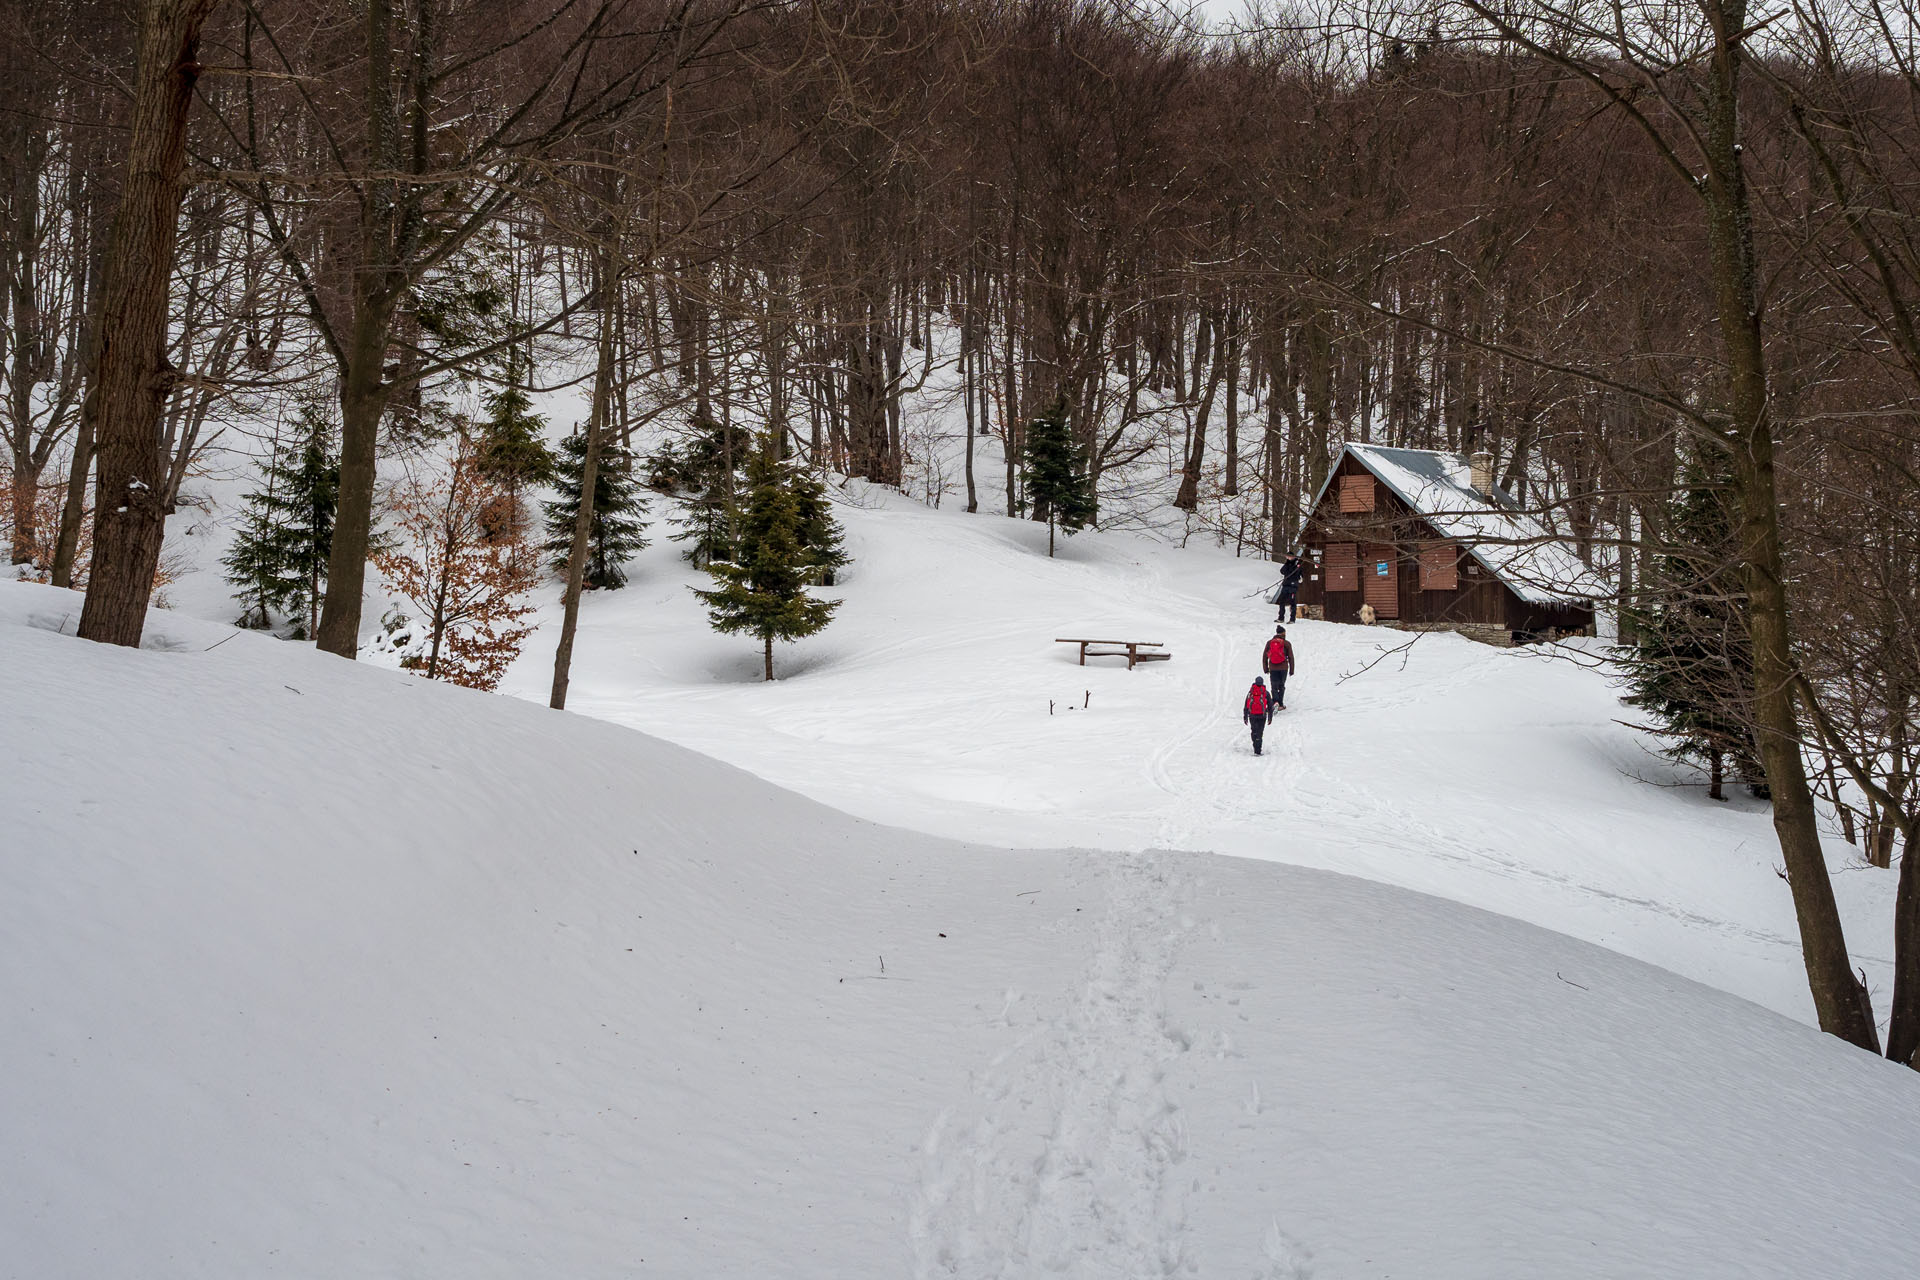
[1312,443,1610,607]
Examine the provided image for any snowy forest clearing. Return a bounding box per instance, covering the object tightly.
[453,487,1893,1029]
[4,579,1918,1279]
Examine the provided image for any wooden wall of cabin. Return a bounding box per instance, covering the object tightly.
[1299,459,1509,626]
[1298,457,1595,635]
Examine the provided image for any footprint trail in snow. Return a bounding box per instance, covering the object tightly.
[911,851,1232,1278]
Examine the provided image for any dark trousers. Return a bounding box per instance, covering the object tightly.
[1268,671,1288,708]
[1249,714,1267,754]
[1277,592,1297,623]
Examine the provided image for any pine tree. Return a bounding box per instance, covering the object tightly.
[475,363,555,489]
[542,432,650,590]
[788,463,849,586]
[1020,393,1095,556]
[694,444,840,681]
[475,362,555,545]
[661,416,751,568]
[222,403,339,637]
[1619,452,1766,800]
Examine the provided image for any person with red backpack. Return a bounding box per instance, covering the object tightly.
[1243,676,1273,754]
[1263,626,1297,710]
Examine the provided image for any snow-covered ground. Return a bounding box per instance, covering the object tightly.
[5,579,1919,1279]
[470,484,1896,1029]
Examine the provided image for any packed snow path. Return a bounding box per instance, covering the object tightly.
[912,852,1204,1278]
[491,490,1895,1027]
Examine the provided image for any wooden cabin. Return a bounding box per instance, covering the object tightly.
[1295,444,1602,645]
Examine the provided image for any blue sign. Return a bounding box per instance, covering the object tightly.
[1375,562,1390,576]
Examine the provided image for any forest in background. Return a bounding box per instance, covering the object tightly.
[2,0,1916,1063]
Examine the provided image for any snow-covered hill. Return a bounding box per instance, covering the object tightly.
[476,486,1895,1028]
[5,580,1919,1279]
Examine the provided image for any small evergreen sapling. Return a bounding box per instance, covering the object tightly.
[475,364,555,542]
[542,432,650,589]
[788,464,849,585]
[1020,393,1095,556]
[662,417,752,569]
[1619,453,1766,800]
[476,367,556,489]
[222,402,339,636]
[694,444,841,681]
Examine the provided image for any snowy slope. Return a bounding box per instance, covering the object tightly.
[485,486,1896,1029]
[5,579,1919,1279]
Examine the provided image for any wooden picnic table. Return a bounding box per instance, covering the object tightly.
[1055,638,1171,669]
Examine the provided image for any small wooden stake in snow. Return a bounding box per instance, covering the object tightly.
[1049,700,1054,715]
[1083,690,1090,708]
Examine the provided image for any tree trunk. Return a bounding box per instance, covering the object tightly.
[76,0,218,647]
[763,631,773,682]
[1888,815,1920,1068]
[51,412,93,588]
[315,0,409,659]
[963,302,977,514]
[1698,0,1879,1052]
[1173,315,1225,511]
[1223,304,1240,498]
[315,302,393,657]
[551,269,616,711]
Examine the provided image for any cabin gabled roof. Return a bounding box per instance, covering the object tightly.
[1308,443,1608,607]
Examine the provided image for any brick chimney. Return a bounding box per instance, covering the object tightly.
[1470,449,1495,497]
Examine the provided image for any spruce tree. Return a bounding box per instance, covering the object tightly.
[1020,393,1095,556]
[475,362,555,489]
[474,362,555,544]
[694,444,840,680]
[542,433,650,590]
[788,463,849,586]
[1619,452,1766,800]
[224,404,340,637]
[665,417,750,568]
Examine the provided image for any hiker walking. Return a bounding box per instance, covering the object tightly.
[1275,550,1305,623]
[1263,626,1296,710]
[1243,676,1273,755]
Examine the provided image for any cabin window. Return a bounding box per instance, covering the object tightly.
[1338,473,1376,513]
[1363,544,1400,618]
[1420,543,1459,591]
[1325,543,1359,591]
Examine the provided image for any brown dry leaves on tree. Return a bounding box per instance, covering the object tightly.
[373,441,539,692]
[1,475,87,579]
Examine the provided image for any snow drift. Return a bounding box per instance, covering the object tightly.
[4,578,1918,1278]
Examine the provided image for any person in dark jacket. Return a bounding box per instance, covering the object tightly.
[1243,676,1272,754]
[1275,550,1305,623]
[1263,626,1296,709]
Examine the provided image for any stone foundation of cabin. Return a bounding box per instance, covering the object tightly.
[1379,620,1594,648]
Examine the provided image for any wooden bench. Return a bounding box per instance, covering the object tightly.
[1055,638,1172,669]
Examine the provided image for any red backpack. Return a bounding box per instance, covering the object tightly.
[1245,683,1270,716]
[1265,637,1287,667]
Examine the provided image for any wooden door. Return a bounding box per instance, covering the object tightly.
[1362,544,1399,617]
